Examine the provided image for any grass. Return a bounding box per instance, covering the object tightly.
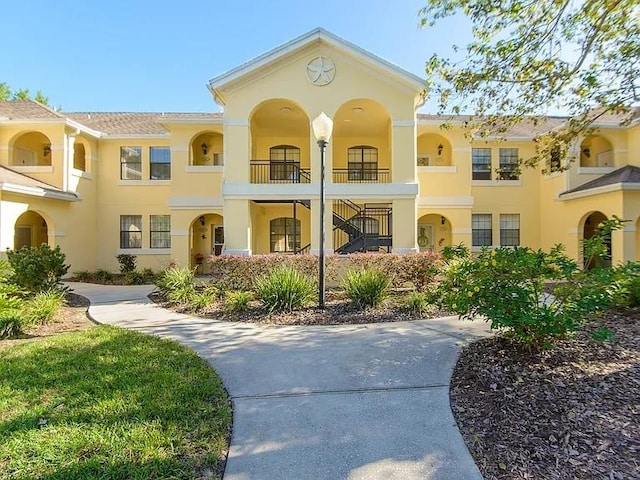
[0,326,231,480]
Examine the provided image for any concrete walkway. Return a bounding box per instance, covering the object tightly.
[68,282,490,480]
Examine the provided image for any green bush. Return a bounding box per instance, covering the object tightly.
[23,290,66,326]
[156,266,194,295]
[72,270,93,282]
[188,291,215,312]
[225,291,252,313]
[116,254,137,274]
[0,312,23,339]
[255,266,315,313]
[95,269,113,283]
[404,291,429,315]
[344,269,390,309]
[124,270,146,285]
[6,244,69,293]
[434,245,604,348]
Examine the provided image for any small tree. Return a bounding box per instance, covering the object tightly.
[6,245,69,292]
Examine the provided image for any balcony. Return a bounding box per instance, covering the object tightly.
[332,168,390,183]
[250,161,311,184]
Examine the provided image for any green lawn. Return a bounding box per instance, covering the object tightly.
[0,326,231,480]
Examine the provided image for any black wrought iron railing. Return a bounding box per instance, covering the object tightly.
[332,168,390,183]
[250,161,311,184]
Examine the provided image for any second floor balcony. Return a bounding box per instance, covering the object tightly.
[250,160,311,184]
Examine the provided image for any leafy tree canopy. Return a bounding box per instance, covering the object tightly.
[0,82,49,105]
[420,0,640,171]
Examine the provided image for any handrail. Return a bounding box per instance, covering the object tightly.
[250,160,311,184]
[332,168,390,183]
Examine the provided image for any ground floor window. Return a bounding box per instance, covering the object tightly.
[270,217,300,253]
[120,215,142,248]
[500,214,520,246]
[472,214,492,246]
[150,215,171,248]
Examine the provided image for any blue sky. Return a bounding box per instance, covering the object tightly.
[1,0,469,113]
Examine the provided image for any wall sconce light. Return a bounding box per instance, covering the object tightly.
[441,216,446,225]
[201,233,207,240]
[43,145,51,157]
[437,144,443,156]
[582,148,591,158]
[201,143,208,155]
[199,215,205,226]
[41,220,47,228]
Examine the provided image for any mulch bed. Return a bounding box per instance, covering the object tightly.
[150,290,451,325]
[450,310,640,479]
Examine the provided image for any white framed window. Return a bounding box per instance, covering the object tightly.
[472,214,492,246]
[120,215,142,248]
[120,147,142,180]
[150,147,171,180]
[150,215,170,248]
[500,214,520,246]
[472,148,491,180]
[499,148,519,180]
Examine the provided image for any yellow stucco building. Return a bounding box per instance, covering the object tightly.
[1,29,638,273]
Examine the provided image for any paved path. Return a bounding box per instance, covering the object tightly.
[68,282,490,480]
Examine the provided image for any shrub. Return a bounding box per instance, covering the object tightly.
[188,291,215,312]
[0,312,23,339]
[116,254,137,274]
[404,291,429,315]
[591,327,616,343]
[124,270,146,285]
[95,269,113,283]
[225,291,252,313]
[156,267,195,295]
[73,270,93,282]
[434,245,603,349]
[344,269,390,309]
[23,289,66,326]
[141,268,157,283]
[255,266,315,313]
[6,244,69,293]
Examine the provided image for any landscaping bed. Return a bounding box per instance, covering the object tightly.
[450,310,640,480]
[0,295,231,480]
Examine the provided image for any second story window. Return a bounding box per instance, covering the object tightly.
[120,147,142,180]
[472,148,491,180]
[499,148,519,180]
[270,145,300,181]
[150,147,171,180]
[348,146,378,181]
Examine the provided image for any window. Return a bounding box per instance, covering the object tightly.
[269,145,300,181]
[120,147,142,180]
[150,147,171,180]
[500,214,520,246]
[150,215,170,248]
[472,214,492,246]
[499,148,519,180]
[120,215,142,248]
[270,217,301,253]
[348,146,378,181]
[472,148,491,180]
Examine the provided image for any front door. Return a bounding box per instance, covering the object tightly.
[212,225,224,256]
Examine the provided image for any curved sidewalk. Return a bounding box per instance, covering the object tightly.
[68,282,490,480]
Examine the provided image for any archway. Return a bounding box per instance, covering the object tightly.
[190,214,224,272]
[417,214,451,252]
[10,132,52,167]
[417,133,452,166]
[14,211,48,249]
[73,142,87,171]
[580,135,614,167]
[190,131,223,166]
[582,211,610,268]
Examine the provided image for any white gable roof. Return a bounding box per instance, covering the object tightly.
[207,28,425,101]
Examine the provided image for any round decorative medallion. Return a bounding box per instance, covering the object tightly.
[306,56,336,86]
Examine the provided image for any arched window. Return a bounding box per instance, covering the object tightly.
[348,145,378,181]
[270,145,300,181]
[270,217,301,253]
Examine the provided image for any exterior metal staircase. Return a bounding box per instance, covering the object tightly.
[332,200,392,254]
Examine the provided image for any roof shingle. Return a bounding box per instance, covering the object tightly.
[560,165,640,196]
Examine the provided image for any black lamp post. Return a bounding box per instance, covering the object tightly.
[312,112,333,309]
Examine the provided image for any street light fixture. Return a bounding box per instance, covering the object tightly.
[312,112,333,309]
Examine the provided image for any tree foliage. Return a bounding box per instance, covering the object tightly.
[0,82,49,105]
[420,0,640,170]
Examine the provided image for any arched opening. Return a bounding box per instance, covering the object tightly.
[11,132,52,167]
[580,135,614,167]
[417,214,451,252]
[417,133,452,166]
[250,99,310,183]
[73,142,86,171]
[191,131,223,166]
[14,211,48,249]
[191,214,224,272]
[582,211,610,268]
[333,99,391,183]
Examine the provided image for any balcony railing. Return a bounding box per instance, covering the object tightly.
[250,160,311,184]
[332,168,390,183]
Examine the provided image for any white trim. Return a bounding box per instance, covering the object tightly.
[559,182,640,200]
[577,166,615,175]
[392,120,416,127]
[567,228,579,234]
[11,166,54,174]
[417,196,474,208]
[222,248,251,256]
[328,182,418,198]
[310,248,334,255]
[71,168,92,180]
[392,247,418,254]
[472,180,522,187]
[223,119,250,127]
[452,147,472,153]
[117,248,171,255]
[222,182,418,199]
[0,182,78,201]
[0,146,8,151]
[53,231,66,237]
[418,166,457,174]
[623,225,637,232]
[117,180,171,186]
[168,196,224,209]
[157,117,223,125]
[452,228,472,234]
[184,166,224,173]
[102,134,170,139]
